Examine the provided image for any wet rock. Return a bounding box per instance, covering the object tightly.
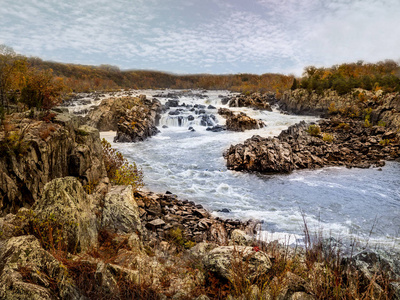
[32,177,98,253]
[165,99,179,108]
[206,125,226,132]
[207,105,216,109]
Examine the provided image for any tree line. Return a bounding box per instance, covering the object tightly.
[295,60,400,95]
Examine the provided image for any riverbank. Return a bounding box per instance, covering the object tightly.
[1,90,400,299]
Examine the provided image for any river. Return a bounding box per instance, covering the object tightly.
[71,89,400,250]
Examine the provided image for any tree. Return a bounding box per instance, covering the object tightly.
[20,68,65,110]
[0,45,19,111]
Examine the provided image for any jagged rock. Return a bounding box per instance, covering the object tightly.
[228,93,274,111]
[0,113,107,214]
[203,246,272,280]
[0,235,82,299]
[114,97,162,142]
[225,119,399,173]
[225,112,265,132]
[85,96,142,131]
[101,185,143,234]
[32,177,98,253]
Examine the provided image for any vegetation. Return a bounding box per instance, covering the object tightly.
[307,124,321,136]
[299,60,400,95]
[101,138,144,191]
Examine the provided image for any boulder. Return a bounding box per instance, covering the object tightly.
[228,93,274,111]
[32,177,98,253]
[0,113,107,214]
[114,98,162,143]
[0,235,81,299]
[203,245,272,280]
[225,112,265,132]
[101,185,143,234]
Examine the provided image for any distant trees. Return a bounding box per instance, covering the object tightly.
[299,60,400,94]
[0,45,66,113]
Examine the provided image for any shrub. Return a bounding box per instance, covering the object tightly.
[322,133,334,143]
[379,139,391,146]
[336,122,350,130]
[101,138,144,191]
[378,120,386,127]
[307,124,321,136]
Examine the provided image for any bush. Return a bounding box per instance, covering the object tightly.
[101,138,144,191]
[307,124,321,136]
[322,133,334,143]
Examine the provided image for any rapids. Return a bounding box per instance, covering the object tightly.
[70,89,400,250]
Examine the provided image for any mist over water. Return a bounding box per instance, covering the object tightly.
[97,90,400,250]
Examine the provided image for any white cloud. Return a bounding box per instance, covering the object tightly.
[0,0,399,74]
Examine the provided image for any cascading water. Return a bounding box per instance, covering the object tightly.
[85,89,400,250]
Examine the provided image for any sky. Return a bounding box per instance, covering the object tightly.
[1,0,399,75]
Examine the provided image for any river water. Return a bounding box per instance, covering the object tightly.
[76,89,400,250]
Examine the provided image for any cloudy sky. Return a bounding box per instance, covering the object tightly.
[1,0,399,75]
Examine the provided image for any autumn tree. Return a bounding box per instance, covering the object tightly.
[20,68,65,110]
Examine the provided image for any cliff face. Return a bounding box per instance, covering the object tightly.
[0,112,107,214]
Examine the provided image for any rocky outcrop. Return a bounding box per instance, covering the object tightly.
[228,93,274,111]
[0,235,82,299]
[33,177,98,253]
[101,185,143,234]
[225,119,400,173]
[0,112,107,214]
[280,89,400,133]
[114,96,162,142]
[218,108,265,132]
[85,96,144,131]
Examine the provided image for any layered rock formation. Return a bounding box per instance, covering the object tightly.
[228,93,274,111]
[225,119,400,173]
[218,108,265,132]
[0,112,107,214]
[113,96,162,142]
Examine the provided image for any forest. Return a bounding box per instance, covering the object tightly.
[1,43,400,116]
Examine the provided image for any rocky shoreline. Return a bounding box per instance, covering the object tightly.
[1,89,400,299]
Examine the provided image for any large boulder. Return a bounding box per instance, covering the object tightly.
[101,185,143,234]
[85,96,142,131]
[203,245,272,280]
[114,97,162,142]
[225,112,265,132]
[228,93,274,111]
[0,112,107,214]
[0,235,81,299]
[32,177,98,253]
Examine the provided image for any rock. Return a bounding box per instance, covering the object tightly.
[113,97,162,143]
[206,125,226,132]
[218,208,231,213]
[147,218,166,230]
[0,235,82,299]
[165,99,179,108]
[229,229,253,246]
[101,185,143,234]
[228,93,274,111]
[203,245,272,280]
[225,112,265,132]
[207,105,216,109]
[0,113,107,214]
[225,118,400,173]
[85,96,141,131]
[32,177,98,253]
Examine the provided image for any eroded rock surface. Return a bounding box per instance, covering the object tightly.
[33,177,98,253]
[225,119,400,173]
[0,112,107,214]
